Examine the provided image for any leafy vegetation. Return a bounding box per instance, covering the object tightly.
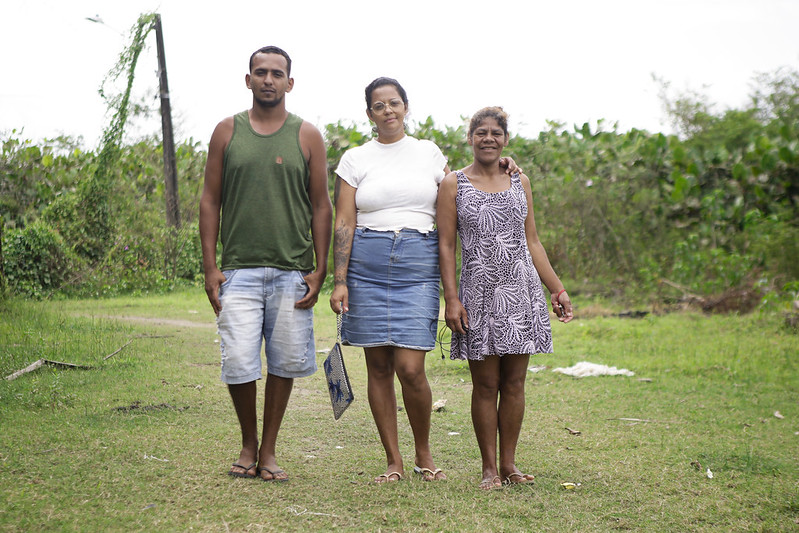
[325,68,799,310]
[44,13,158,263]
[2,62,798,310]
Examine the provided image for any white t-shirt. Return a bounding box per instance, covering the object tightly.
[335,136,448,232]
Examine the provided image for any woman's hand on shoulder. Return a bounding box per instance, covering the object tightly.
[500,156,523,176]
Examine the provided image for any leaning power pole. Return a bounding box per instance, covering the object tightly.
[153,13,180,229]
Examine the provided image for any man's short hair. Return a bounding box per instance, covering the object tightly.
[249,46,292,75]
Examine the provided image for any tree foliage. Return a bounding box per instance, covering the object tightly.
[43,13,157,262]
[1,66,798,309]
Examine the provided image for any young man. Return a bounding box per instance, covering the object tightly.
[199,46,332,482]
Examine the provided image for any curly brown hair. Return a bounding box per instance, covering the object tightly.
[468,106,509,137]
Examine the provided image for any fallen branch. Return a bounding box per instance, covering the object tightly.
[5,359,92,381]
[5,335,153,380]
[660,278,704,305]
[660,276,761,313]
[103,335,172,360]
[103,339,134,360]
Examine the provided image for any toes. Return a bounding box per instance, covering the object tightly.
[505,472,535,484]
[375,471,403,483]
[257,466,288,482]
[479,476,502,490]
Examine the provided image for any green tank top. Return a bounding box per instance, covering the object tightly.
[220,111,314,271]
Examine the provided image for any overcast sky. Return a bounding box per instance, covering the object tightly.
[1,0,797,149]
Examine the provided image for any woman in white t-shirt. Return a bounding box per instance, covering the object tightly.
[329,77,448,483]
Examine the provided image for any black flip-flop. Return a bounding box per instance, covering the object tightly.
[257,466,289,482]
[228,462,257,479]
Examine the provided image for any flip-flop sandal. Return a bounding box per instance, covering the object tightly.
[479,476,502,490]
[228,462,257,479]
[504,472,535,485]
[413,465,445,481]
[257,466,289,483]
[375,471,403,483]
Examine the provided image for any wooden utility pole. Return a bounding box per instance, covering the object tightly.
[0,214,5,293]
[154,14,180,229]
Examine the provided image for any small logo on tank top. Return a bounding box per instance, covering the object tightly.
[275,156,283,165]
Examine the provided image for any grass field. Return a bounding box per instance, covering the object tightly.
[1,291,798,532]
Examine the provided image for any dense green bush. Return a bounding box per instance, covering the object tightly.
[742,207,799,282]
[86,236,172,297]
[0,133,91,229]
[3,220,81,298]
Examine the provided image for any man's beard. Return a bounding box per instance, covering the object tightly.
[256,94,284,108]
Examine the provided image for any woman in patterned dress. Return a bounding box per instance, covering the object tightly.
[437,107,574,490]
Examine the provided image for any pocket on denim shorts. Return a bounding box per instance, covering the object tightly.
[219,269,238,297]
[294,271,310,288]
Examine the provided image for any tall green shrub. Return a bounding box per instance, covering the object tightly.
[3,221,80,298]
[43,13,156,262]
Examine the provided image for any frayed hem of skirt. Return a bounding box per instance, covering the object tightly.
[342,340,435,352]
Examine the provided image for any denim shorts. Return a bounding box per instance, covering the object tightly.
[216,267,316,383]
[342,228,440,351]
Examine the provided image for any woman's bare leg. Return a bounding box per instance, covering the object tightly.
[469,357,501,487]
[365,346,403,482]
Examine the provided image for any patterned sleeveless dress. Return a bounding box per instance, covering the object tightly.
[450,171,553,360]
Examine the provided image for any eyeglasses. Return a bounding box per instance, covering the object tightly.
[370,99,405,113]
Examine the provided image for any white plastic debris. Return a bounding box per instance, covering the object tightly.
[552,361,634,378]
[706,468,714,479]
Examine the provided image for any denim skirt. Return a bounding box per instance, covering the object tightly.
[342,228,440,351]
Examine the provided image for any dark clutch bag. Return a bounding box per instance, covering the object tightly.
[323,313,353,420]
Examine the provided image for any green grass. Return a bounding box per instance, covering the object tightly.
[1,292,798,532]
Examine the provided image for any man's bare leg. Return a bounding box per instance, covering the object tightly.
[228,381,259,477]
[257,373,293,481]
